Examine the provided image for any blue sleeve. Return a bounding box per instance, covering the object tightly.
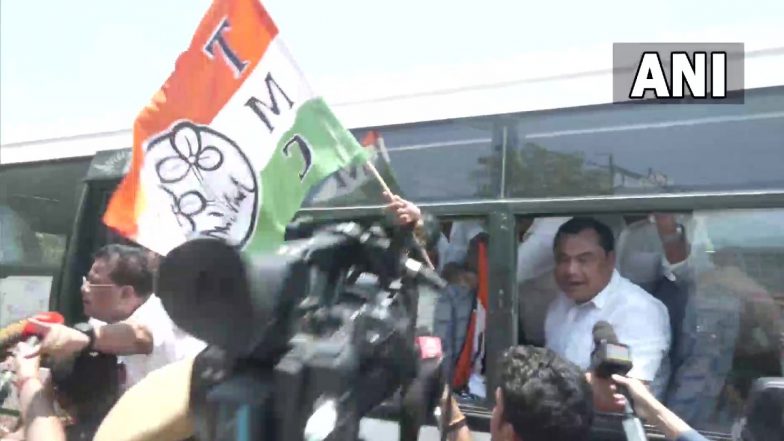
[676,429,710,441]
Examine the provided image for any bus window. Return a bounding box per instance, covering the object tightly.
[0,204,43,265]
[431,218,490,402]
[0,204,52,327]
[0,158,88,326]
[515,210,784,433]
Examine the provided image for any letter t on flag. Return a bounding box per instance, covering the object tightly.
[103,0,370,256]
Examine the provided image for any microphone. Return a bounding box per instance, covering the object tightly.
[0,311,65,352]
[590,321,648,441]
[0,312,64,404]
[399,333,446,441]
[590,320,632,379]
[403,257,447,290]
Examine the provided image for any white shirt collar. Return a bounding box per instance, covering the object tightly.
[581,269,620,310]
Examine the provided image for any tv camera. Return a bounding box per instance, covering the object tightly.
[157,218,449,441]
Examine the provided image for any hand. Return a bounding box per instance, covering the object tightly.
[383,192,422,226]
[12,340,40,381]
[651,213,679,234]
[585,372,626,412]
[439,389,465,429]
[611,374,659,418]
[24,319,90,363]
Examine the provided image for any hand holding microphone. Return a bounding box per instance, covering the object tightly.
[589,320,631,412]
[610,375,660,420]
[590,320,648,441]
[0,312,65,354]
[0,312,64,398]
[18,314,95,364]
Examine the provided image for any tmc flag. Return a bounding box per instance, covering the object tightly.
[103,0,369,255]
[303,130,403,208]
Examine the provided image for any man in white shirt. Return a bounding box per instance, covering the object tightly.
[545,217,671,383]
[28,244,206,391]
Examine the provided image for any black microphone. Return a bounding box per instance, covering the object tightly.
[590,321,633,378]
[591,321,648,441]
[402,257,447,290]
[399,333,446,441]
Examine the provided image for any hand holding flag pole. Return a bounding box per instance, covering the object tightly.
[370,165,436,271]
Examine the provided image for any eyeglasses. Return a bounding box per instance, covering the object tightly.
[82,276,116,290]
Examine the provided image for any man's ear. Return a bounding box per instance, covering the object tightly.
[119,285,136,300]
[607,250,616,266]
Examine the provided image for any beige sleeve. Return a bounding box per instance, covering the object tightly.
[93,357,196,441]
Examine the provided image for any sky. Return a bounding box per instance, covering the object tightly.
[1,0,783,144]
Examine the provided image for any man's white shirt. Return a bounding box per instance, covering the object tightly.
[89,293,207,390]
[544,270,671,381]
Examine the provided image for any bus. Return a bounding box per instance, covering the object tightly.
[2,45,784,439]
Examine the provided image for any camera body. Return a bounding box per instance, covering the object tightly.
[158,220,445,441]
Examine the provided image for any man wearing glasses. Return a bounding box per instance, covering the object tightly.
[27,244,206,391]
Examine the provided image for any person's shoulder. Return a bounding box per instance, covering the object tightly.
[615,274,669,316]
[128,294,178,330]
[131,294,168,318]
[616,273,660,301]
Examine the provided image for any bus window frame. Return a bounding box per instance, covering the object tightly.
[508,190,784,440]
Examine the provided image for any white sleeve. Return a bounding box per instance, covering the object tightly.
[173,329,208,359]
[615,300,671,382]
[517,235,556,283]
[127,299,177,353]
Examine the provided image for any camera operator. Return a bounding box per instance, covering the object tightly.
[441,345,594,441]
[1,340,121,441]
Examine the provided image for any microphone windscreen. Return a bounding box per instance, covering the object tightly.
[93,357,196,441]
[22,311,65,334]
[592,320,618,344]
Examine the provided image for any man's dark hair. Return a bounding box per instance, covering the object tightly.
[498,345,593,441]
[51,352,121,438]
[93,244,153,297]
[553,217,615,254]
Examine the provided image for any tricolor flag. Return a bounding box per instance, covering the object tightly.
[103,0,370,255]
[303,129,402,207]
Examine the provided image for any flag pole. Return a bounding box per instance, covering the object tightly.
[364,160,436,271]
[364,160,392,194]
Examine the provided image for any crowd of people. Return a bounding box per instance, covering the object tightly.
[0,192,780,441]
[432,210,784,430]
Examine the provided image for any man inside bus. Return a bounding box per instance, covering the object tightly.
[545,217,671,393]
[25,244,207,391]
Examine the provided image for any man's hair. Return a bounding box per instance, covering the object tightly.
[93,244,153,297]
[51,352,121,421]
[499,345,593,441]
[553,217,614,254]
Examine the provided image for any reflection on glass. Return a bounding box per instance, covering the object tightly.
[506,88,784,198]
[0,204,42,264]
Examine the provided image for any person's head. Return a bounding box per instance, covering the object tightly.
[51,352,122,423]
[465,232,489,273]
[491,346,593,441]
[81,244,153,323]
[553,217,615,303]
